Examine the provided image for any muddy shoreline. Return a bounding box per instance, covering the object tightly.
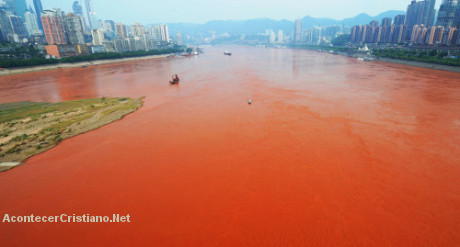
[0,54,171,76]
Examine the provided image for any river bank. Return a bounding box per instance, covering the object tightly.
[330,50,460,73]
[374,57,460,73]
[0,54,171,76]
[0,97,143,172]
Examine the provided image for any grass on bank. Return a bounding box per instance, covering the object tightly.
[372,49,460,67]
[0,97,143,172]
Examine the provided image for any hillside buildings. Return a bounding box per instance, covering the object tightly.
[41,9,67,45]
[0,0,175,58]
[349,0,460,47]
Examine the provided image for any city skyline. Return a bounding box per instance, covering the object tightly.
[32,0,443,24]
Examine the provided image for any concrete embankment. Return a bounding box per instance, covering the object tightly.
[0,54,171,76]
[375,57,460,73]
[324,50,459,73]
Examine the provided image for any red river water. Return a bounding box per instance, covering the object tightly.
[0,47,459,246]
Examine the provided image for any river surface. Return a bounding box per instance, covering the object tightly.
[0,46,459,246]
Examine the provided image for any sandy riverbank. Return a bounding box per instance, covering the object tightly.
[0,97,143,172]
[0,54,171,76]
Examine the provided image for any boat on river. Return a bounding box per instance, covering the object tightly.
[224,50,232,56]
[169,75,180,85]
[170,78,180,85]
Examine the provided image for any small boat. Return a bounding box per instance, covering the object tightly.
[169,75,180,85]
[363,57,375,61]
[169,78,180,85]
[224,50,232,56]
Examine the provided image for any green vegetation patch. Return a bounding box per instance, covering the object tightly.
[0,47,184,69]
[373,49,460,67]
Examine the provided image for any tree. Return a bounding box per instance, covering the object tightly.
[331,34,350,46]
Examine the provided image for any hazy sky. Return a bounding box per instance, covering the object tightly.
[31,0,443,24]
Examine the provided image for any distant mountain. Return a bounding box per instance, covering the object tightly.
[166,10,406,37]
[167,19,294,37]
[338,10,406,27]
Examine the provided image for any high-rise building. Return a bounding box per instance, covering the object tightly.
[1,0,15,13]
[0,9,13,41]
[456,7,460,29]
[72,1,84,16]
[411,24,429,43]
[91,28,105,45]
[103,20,116,40]
[85,0,99,29]
[446,27,458,44]
[391,24,406,43]
[85,0,92,27]
[24,10,40,35]
[366,23,380,43]
[382,18,392,27]
[293,19,302,44]
[159,24,170,42]
[9,15,27,38]
[406,1,423,29]
[370,20,379,27]
[436,0,459,29]
[41,9,68,44]
[176,31,183,45]
[130,22,146,38]
[425,25,444,44]
[394,15,406,25]
[405,0,436,40]
[64,13,85,44]
[148,25,161,44]
[421,0,436,26]
[268,30,276,44]
[14,0,27,19]
[113,38,131,52]
[115,22,128,39]
[33,0,43,31]
[277,30,284,44]
[381,18,393,43]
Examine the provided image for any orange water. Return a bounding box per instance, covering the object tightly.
[0,47,459,246]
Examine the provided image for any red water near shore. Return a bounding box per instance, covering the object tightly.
[0,47,459,246]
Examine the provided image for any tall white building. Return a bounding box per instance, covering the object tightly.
[130,22,146,38]
[148,25,161,45]
[269,30,276,44]
[294,19,302,44]
[24,10,40,35]
[159,24,170,42]
[89,12,99,29]
[277,30,284,44]
[176,31,183,45]
[92,28,105,45]
[85,0,99,29]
